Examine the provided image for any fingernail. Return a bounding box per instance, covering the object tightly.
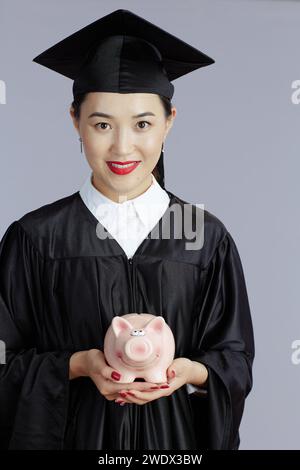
[150,386,160,389]
[115,400,125,405]
[111,371,121,381]
[119,392,127,398]
[160,385,170,389]
[126,391,136,397]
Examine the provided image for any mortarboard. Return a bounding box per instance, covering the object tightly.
[33,9,215,188]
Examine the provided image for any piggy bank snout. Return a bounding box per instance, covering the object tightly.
[124,338,153,362]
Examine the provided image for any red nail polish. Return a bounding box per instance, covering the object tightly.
[150,386,159,389]
[160,385,170,389]
[111,371,121,380]
[127,392,136,397]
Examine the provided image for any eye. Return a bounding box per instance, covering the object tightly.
[137,121,151,129]
[95,122,110,130]
[94,121,151,131]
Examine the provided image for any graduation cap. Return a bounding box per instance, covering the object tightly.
[33,9,215,188]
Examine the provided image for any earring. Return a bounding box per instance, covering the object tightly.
[79,137,82,153]
[162,141,165,154]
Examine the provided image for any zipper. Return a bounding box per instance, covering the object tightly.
[127,257,136,312]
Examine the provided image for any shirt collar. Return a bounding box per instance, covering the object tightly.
[79,172,170,227]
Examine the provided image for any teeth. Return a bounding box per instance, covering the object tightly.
[111,162,136,169]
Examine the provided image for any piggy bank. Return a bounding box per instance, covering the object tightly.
[103,313,175,384]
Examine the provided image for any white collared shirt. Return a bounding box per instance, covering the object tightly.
[79,173,170,258]
[79,172,202,395]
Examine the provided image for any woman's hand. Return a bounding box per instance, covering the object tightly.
[69,349,169,401]
[115,357,205,406]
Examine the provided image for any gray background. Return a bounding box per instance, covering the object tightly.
[0,0,299,449]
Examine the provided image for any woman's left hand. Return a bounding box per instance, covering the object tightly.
[115,357,194,406]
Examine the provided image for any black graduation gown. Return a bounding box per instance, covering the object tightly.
[0,189,254,450]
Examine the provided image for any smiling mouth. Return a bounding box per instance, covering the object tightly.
[106,161,141,175]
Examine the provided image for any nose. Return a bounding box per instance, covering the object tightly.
[125,338,153,362]
[111,129,134,157]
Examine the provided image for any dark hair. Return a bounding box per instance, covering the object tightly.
[71,93,173,182]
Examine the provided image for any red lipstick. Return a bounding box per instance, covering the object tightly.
[106,161,141,175]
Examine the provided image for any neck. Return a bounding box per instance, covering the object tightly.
[91,173,153,203]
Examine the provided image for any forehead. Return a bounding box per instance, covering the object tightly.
[82,91,161,111]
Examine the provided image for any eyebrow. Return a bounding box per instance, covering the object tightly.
[88,111,156,119]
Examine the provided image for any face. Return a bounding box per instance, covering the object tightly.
[70,92,176,202]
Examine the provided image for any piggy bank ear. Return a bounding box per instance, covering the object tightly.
[112,316,133,337]
[145,316,165,334]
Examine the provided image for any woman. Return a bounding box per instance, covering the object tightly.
[0,9,254,450]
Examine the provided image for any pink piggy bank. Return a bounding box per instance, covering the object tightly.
[104,313,175,384]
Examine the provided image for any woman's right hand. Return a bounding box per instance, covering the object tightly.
[69,349,167,401]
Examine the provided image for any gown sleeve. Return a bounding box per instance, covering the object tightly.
[0,221,73,450]
[189,230,255,450]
